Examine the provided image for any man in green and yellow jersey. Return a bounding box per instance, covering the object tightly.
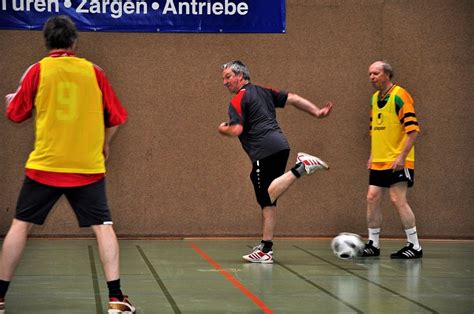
[362,61,423,259]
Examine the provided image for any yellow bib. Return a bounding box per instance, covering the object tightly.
[26,56,105,173]
[371,86,415,164]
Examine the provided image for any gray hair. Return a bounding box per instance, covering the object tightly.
[381,61,394,79]
[222,60,251,81]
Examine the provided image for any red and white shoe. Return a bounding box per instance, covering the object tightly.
[243,245,273,264]
[296,152,329,174]
[0,297,5,314]
[108,295,135,314]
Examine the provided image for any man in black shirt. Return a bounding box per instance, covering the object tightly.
[218,60,333,263]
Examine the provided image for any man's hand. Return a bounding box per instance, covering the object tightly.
[218,122,243,137]
[5,93,15,108]
[103,143,110,160]
[392,155,406,171]
[316,101,334,118]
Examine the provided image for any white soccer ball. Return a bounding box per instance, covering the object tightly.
[331,232,365,260]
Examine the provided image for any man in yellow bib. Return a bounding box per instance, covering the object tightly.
[1,16,135,313]
[362,61,423,259]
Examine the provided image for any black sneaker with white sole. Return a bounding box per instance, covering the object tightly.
[361,240,380,257]
[390,243,423,259]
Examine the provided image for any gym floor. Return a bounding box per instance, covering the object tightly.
[1,238,472,313]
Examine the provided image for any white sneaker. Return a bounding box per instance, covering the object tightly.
[0,298,4,314]
[108,295,136,313]
[296,152,329,174]
[242,244,273,264]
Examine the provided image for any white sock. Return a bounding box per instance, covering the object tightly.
[368,228,381,248]
[405,227,421,250]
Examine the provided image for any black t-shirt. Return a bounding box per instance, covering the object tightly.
[228,83,290,162]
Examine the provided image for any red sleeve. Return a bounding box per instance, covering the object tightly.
[93,64,128,127]
[230,89,245,118]
[229,89,246,125]
[265,86,288,108]
[5,63,40,123]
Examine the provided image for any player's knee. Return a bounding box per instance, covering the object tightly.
[91,223,115,235]
[11,218,34,232]
[389,193,407,208]
[367,192,380,204]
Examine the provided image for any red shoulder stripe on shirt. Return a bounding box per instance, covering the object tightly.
[230,89,246,118]
[263,86,281,93]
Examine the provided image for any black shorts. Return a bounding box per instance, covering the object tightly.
[250,149,290,209]
[369,168,415,188]
[15,176,113,227]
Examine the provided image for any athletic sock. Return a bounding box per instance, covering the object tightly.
[290,162,305,178]
[261,240,273,253]
[107,279,124,301]
[405,227,421,250]
[0,280,10,299]
[368,228,381,248]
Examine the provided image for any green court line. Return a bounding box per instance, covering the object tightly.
[246,245,363,313]
[136,245,182,314]
[294,245,438,314]
[88,245,104,314]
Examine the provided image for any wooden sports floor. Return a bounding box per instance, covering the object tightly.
[0,238,472,313]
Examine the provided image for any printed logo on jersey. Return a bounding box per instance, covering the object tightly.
[373,112,386,131]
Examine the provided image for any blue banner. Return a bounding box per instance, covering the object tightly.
[0,0,286,33]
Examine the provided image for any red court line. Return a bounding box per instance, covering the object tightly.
[191,243,274,314]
